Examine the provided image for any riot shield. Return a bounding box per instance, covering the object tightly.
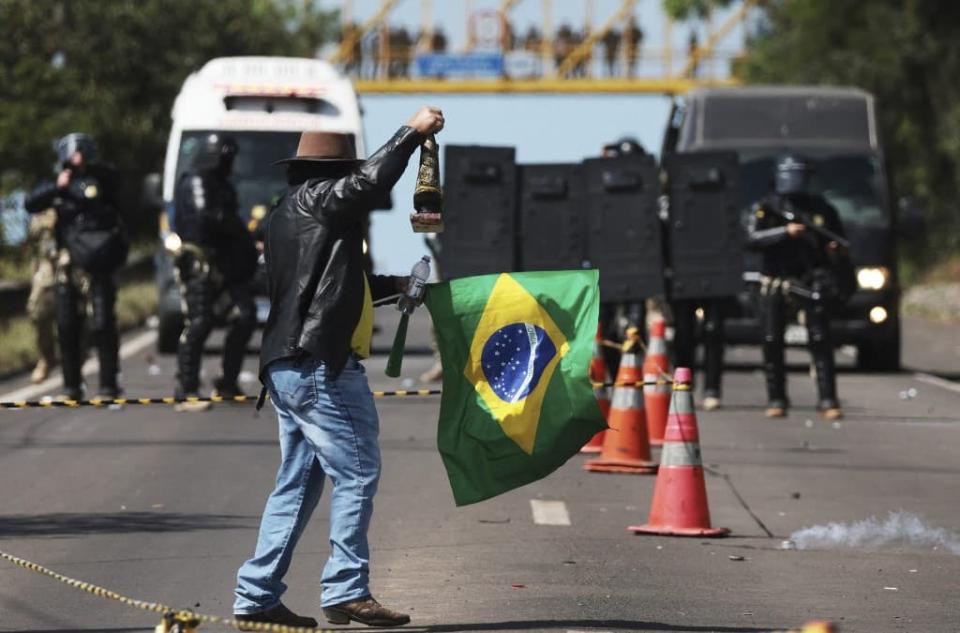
[439,145,519,280]
[665,151,743,299]
[519,163,585,272]
[582,155,664,301]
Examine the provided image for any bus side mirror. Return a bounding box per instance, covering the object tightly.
[898,196,926,240]
[142,173,163,211]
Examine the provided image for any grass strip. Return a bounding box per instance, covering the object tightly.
[0,279,157,377]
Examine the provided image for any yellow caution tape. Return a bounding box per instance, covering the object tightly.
[591,379,675,389]
[0,390,442,410]
[0,548,331,632]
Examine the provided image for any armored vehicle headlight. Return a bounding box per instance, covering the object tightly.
[857,267,889,291]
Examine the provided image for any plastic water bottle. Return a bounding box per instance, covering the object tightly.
[399,255,431,315]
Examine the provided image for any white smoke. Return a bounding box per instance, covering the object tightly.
[789,512,960,555]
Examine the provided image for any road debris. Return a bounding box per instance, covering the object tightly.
[898,387,918,400]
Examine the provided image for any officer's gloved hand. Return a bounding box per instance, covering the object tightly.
[785,222,806,238]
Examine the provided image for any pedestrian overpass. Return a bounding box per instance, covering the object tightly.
[333,0,755,95]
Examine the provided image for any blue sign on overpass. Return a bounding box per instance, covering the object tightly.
[415,53,504,79]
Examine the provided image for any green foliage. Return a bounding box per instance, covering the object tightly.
[662,0,735,20]
[0,0,337,238]
[0,279,157,376]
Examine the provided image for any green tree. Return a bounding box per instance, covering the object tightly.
[0,0,337,238]
[663,0,734,20]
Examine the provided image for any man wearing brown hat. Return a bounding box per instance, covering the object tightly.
[233,106,444,628]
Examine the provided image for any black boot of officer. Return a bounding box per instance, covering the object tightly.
[747,155,851,420]
[758,280,789,415]
[701,300,726,410]
[173,133,258,410]
[27,133,126,400]
[672,298,727,409]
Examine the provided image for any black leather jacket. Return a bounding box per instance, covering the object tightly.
[260,126,423,378]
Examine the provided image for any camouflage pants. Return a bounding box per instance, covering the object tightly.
[27,257,57,366]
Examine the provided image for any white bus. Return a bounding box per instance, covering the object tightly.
[155,56,366,352]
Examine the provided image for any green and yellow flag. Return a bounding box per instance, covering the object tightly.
[424,269,605,506]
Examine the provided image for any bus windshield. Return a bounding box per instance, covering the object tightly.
[176,131,300,220]
[740,152,889,228]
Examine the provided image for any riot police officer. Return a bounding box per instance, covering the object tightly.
[25,133,128,400]
[671,299,727,410]
[173,133,257,409]
[747,155,854,420]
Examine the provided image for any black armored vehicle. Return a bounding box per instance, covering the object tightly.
[662,85,912,370]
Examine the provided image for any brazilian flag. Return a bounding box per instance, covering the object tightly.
[424,269,605,506]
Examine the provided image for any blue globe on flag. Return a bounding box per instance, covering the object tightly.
[481,323,557,404]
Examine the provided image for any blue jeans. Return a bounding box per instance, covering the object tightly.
[234,355,381,613]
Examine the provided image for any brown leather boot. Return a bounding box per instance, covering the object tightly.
[235,602,317,629]
[323,596,410,627]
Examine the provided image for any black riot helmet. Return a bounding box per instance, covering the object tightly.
[774,154,813,196]
[56,133,97,167]
[602,136,646,158]
[192,133,238,173]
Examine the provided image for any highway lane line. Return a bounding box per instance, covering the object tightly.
[914,372,960,395]
[0,329,158,403]
[530,499,571,526]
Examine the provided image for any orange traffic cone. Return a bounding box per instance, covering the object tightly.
[581,322,610,453]
[772,622,837,633]
[585,328,657,474]
[629,367,730,536]
[644,318,671,446]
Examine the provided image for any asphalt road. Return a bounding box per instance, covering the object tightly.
[0,313,958,632]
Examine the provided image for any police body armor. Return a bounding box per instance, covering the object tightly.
[747,191,853,410]
[24,134,127,399]
[57,167,129,274]
[172,144,257,397]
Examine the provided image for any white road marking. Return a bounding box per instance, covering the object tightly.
[0,329,158,402]
[530,499,571,526]
[914,372,960,395]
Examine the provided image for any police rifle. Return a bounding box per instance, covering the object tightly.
[743,272,823,302]
[766,204,850,250]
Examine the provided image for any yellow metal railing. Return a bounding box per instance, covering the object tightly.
[331,0,753,95]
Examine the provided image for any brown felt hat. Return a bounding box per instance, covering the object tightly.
[274,131,360,165]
